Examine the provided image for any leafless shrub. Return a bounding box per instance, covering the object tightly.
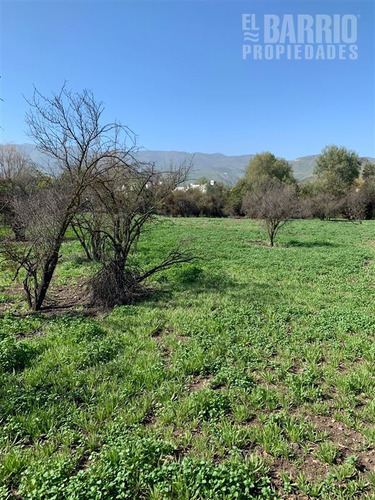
[242,179,297,246]
[89,264,145,308]
[344,187,372,223]
[71,190,106,261]
[87,162,196,307]
[301,193,344,220]
[0,144,38,241]
[2,184,72,308]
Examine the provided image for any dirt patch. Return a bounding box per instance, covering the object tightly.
[175,334,189,344]
[154,337,172,359]
[270,454,328,495]
[75,451,93,472]
[189,374,214,393]
[251,413,375,496]
[151,326,188,344]
[359,448,375,472]
[299,450,332,480]
[141,409,157,426]
[44,282,90,310]
[309,415,365,450]
[151,325,164,337]
[152,332,174,367]
[15,327,45,340]
[0,283,23,298]
[166,326,189,344]
[0,278,102,316]
[0,283,24,314]
[306,414,374,471]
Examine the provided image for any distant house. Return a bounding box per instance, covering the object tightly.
[174,180,216,194]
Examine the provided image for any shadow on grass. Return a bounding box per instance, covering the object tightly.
[283,240,339,248]
[327,218,358,223]
[136,276,279,311]
[246,239,270,247]
[3,269,278,320]
[133,271,238,308]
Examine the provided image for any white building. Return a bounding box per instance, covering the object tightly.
[174,180,216,194]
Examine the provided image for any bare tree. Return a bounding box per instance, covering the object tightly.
[88,161,195,307]
[3,183,72,308]
[0,144,37,241]
[301,193,343,221]
[344,187,371,223]
[3,85,136,310]
[71,189,106,261]
[242,179,297,246]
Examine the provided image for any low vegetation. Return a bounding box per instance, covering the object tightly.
[0,217,375,499]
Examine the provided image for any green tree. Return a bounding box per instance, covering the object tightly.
[314,145,361,195]
[362,161,375,180]
[244,152,296,188]
[225,152,296,216]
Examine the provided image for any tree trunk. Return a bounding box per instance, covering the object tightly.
[72,223,92,261]
[13,225,26,242]
[34,251,60,310]
[92,232,102,261]
[33,220,71,310]
[113,254,127,294]
[269,231,274,247]
[4,210,26,241]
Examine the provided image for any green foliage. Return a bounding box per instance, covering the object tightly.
[189,389,231,421]
[316,441,340,464]
[15,435,276,499]
[244,152,296,188]
[362,161,375,180]
[171,264,203,284]
[314,145,361,195]
[227,152,296,217]
[212,365,256,390]
[0,333,36,372]
[162,182,230,218]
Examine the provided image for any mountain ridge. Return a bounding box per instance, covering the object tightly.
[7,144,375,185]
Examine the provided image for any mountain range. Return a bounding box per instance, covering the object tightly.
[9,144,375,185]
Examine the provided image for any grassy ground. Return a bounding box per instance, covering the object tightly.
[0,218,375,499]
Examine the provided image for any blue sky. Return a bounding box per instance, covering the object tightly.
[0,0,374,159]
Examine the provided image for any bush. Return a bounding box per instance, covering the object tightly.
[189,389,231,421]
[0,334,35,372]
[171,265,203,284]
[89,264,145,308]
[34,436,276,499]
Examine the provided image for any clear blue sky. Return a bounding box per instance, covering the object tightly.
[0,0,374,159]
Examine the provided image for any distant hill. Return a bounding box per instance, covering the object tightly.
[289,155,320,183]
[133,150,255,184]
[7,144,375,185]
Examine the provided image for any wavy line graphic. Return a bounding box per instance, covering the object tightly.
[243,31,259,38]
[244,34,260,42]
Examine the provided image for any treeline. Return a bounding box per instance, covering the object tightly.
[162,179,229,218]
[159,147,375,223]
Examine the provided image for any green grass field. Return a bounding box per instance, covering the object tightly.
[1,218,375,499]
